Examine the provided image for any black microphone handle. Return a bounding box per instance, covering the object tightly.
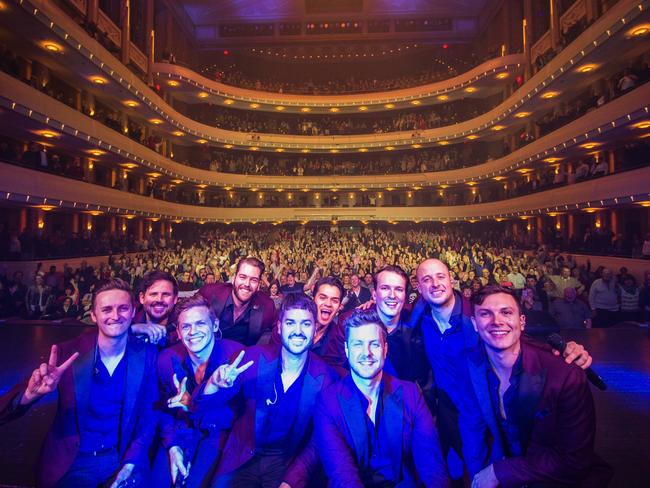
[546,333,608,391]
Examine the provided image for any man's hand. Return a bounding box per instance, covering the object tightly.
[356,299,375,311]
[279,483,292,488]
[471,464,498,488]
[169,446,190,484]
[109,463,135,488]
[131,322,167,344]
[552,340,593,369]
[21,345,79,405]
[204,351,254,395]
[167,374,190,412]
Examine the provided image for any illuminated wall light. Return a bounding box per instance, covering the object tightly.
[196,139,208,144]
[632,121,650,129]
[358,148,368,152]
[123,100,139,108]
[37,218,45,230]
[223,144,233,149]
[250,147,259,151]
[300,107,311,112]
[167,80,180,87]
[543,157,562,163]
[411,144,422,148]
[223,99,235,105]
[491,125,505,131]
[249,103,260,109]
[541,91,560,99]
[577,64,598,73]
[496,72,509,79]
[41,41,63,53]
[514,111,531,118]
[384,146,395,151]
[580,142,600,149]
[90,76,108,85]
[438,141,450,146]
[466,135,478,140]
[410,100,422,105]
[275,106,285,111]
[87,149,105,156]
[329,107,340,113]
[197,91,209,98]
[149,118,163,125]
[437,95,449,101]
[384,103,395,109]
[358,106,368,111]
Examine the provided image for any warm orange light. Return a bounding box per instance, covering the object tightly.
[384,103,395,109]
[330,149,339,153]
[496,72,509,79]
[90,76,108,85]
[275,106,285,111]
[633,121,650,129]
[437,95,449,101]
[464,87,477,93]
[411,144,422,148]
[301,149,310,153]
[358,148,368,152]
[167,80,180,87]
[577,64,598,73]
[438,141,450,145]
[358,106,368,111]
[223,99,235,105]
[543,157,562,163]
[196,139,208,144]
[249,147,259,151]
[301,107,311,112]
[466,135,478,140]
[87,149,105,156]
[223,144,233,149]
[41,41,63,53]
[541,91,560,99]
[149,118,163,125]
[329,107,340,113]
[123,100,139,108]
[197,91,209,98]
[36,130,60,139]
[491,125,505,131]
[629,25,649,37]
[384,146,395,151]
[249,103,260,109]
[514,112,531,118]
[410,100,422,105]
[580,142,600,149]
[172,131,184,136]
[275,148,285,152]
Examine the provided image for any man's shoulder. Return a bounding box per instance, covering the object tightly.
[522,340,585,384]
[158,341,186,364]
[307,351,340,382]
[199,282,231,300]
[59,329,96,355]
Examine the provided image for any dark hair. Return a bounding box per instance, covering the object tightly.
[235,257,265,277]
[470,285,522,315]
[313,276,345,300]
[92,278,133,309]
[344,308,388,344]
[172,294,216,326]
[279,293,317,323]
[140,270,178,297]
[525,274,537,281]
[373,265,408,290]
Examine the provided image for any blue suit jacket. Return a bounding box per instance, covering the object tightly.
[0,330,159,488]
[314,373,450,488]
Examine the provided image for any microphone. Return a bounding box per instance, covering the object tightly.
[546,333,607,391]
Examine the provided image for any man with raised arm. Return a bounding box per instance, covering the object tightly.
[314,308,449,487]
[0,278,159,488]
[211,293,339,488]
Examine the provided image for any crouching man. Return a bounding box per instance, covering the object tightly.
[468,285,612,488]
[211,293,339,487]
[314,308,450,488]
[0,278,159,487]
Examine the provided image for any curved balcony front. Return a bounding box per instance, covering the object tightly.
[2,162,648,223]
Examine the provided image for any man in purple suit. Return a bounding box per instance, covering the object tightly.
[0,278,159,488]
[314,308,450,488]
[210,293,339,488]
[199,257,276,346]
[468,286,612,488]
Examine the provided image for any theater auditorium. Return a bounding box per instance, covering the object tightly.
[1,0,649,487]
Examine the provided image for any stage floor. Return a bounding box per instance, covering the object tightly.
[0,325,648,487]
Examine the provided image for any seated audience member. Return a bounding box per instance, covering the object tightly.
[314,308,450,487]
[199,257,276,346]
[549,287,592,329]
[619,274,641,322]
[0,279,159,487]
[131,270,180,344]
[520,288,559,335]
[153,294,241,487]
[211,293,339,487]
[468,286,612,488]
[549,266,585,299]
[279,270,306,295]
[639,271,650,325]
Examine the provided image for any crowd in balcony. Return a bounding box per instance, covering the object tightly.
[1,227,649,326]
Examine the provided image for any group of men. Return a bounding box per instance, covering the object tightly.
[0,256,611,487]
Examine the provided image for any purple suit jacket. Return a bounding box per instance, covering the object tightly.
[0,330,159,488]
[214,343,339,487]
[314,373,450,488]
[466,340,613,487]
[199,283,276,345]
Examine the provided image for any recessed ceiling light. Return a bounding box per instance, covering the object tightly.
[633,121,650,129]
[301,149,310,153]
[196,139,208,144]
[466,135,478,140]
[149,118,163,125]
[172,131,184,136]
[496,72,509,79]
[358,106,368,111]
[541,91,560,99]
[358,148,368,152]
[35,130,60,139]
[384,146,395,150]
[41,41,63,53]
[90,76,108,85]
[197,91,209,98]
[223,144,233,149]
[275,148,285,152]
[438,141,450,145]
[87,149,105,156]
[167,80,180,87]
[123,100,139,107]
[329,107,340,113]
[514,111,531,118]
[330,149,339,153]
[580,142,600,149]
[411,144,422,148]
[300,107,311,112]
[491,125,505,131]
[630,25,649,37]
[275,106,285,111]
[223,99,235,105]
[543,157,562,163]
[577,64,598,73]
[464,87,477,93]
[437,95,449,101]
[249,146,259,151]
[249,103,260,108]
[410,100,421,105]
[384,103,395,109]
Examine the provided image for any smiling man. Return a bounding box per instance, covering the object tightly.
[211,293,338,488]
[199,257,276,346]
[314,308,449,487]
[467,286,611,488]
[131,270,179,344]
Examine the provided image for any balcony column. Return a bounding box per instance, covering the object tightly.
[568,213,575,240]
[536,217,543,244]
[376,192,384,207]
[523,0,534,80]
[585,0,599,22]
[137,219,144,240]
[549,0,561,50]
[22,58,33,84]
[82,91,95,116]
[18,208,28,232]
[109,216,116,234]
[312,192,321,208]
[610,210,619,236]
[84,158,95,183]
[110,169,117,188]
[71,213,80,234]
[87,0,99,25]
[608,150,616,174]
[145,0,154,84]
[511,221,519,239]
[120,0,131,66]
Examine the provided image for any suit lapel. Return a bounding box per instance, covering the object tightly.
[516,351,546,452]
[254,353,278,440]
[248,302,262,344]
[72,339,95,434]
[120,340,145,452]
[383,378,404,481]
[288,364,323,452]
[338,377,369,466]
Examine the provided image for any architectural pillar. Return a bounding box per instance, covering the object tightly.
[549,0,561,49]
[19,208,28,232]
[109,217,116,234]
[568,213,575,239]
[585,0,599,22]
[84,158,95,183]
[610,210,619,235]
[511,221,519,238]
[536,216,543,243]
[137,219,144,240]
[120,0,131,65]
[608,150,616,174]
[87,0,99,25]
[145,0,154,84]
[71,213,80,234]
[523,0,534,80]
[110,169,117,188]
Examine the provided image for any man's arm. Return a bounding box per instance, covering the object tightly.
[491,368,597,488]
[313,394,364,488]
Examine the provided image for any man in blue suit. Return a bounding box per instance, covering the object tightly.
[314,308,449,487]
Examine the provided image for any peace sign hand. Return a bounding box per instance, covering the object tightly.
[204,351,254,395]
[167,374,190,412]
[21,345,79,405]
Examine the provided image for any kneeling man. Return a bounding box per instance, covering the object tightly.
[468,285,612,488]
[314,308,449,488]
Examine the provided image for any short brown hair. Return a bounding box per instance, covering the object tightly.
[236,257,265,277]
[279,293,317,323]
[172,294,216,325]
[92,278,133,310]
[470,285,522,315]
[344,308,388,345]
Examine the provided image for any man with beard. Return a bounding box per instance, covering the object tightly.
[153,294,242,487]
[341,274,372,313]
[0,279,158,487]
[411,259,594,479]
[131,270,179,345]
[314,308,450,487]
[199,257,276,346]
[210,293,339,487]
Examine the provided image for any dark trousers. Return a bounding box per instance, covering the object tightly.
[56,449,120,488]
[593,309,619,328]
[212,453,287,488]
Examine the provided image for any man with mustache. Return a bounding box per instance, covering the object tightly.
[211,293,339,487]
[0,278,159,487]
[467,286,611,488]
[199,257,276,346]
[411,258,594,480]
[314,308,450,487]
[154,294,243,487]
[131,270,179,344]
